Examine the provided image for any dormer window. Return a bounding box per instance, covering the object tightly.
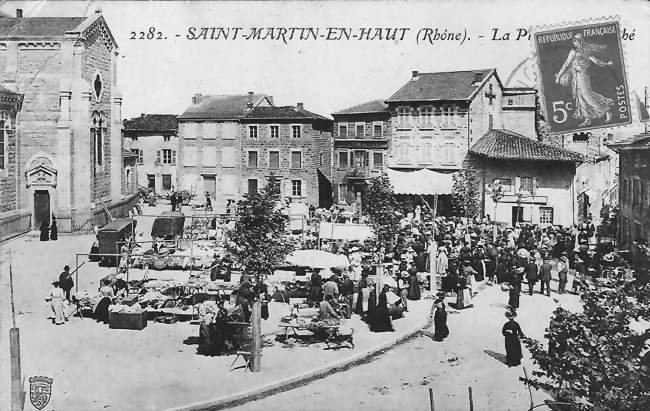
[93,72,103,100]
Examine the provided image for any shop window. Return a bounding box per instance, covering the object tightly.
[373,152,384,168]
[339,152,348,169]
[539,207,554,224]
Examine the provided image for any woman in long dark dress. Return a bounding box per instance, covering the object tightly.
[369,286,393,332]
[39,220,49,241]
[50,216,58,241]
[433,298,449,341]
[407,270,421,300]
[508,266,523,309]
[502,311,525,366]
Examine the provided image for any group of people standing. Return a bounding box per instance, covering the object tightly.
[39,215,58,242]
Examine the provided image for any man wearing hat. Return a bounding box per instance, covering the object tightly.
[397,271,410,311]
[58,265,74,302]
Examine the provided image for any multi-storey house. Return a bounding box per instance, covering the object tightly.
[177,92,272,212]
[609,132,650,256]
[331,99,390,204]
[240,104,333,207]
[123,114,178,193]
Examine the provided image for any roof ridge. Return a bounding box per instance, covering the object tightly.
[493,128,583,156]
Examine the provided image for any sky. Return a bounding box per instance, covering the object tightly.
[1,0,648,131]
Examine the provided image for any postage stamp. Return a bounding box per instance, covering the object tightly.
[533,21,631,134]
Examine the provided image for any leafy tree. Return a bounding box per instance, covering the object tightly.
[522,278,650,410]
[451,167,480,218]
[362,173,402,250]
[226,177,295,278]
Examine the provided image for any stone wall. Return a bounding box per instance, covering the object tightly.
[0,127,17,213]
[0,209,30,243]
[240,121,322,206]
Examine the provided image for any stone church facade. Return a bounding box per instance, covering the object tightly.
[0,9,136,241]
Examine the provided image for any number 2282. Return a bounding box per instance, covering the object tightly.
[130,27,164,40]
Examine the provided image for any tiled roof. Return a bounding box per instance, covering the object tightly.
[0,17,87,38]
[470,129,584,163]
[123,114,178,132]
[333,99,388,115]
[386,69,493,102]
[608,132,650,150]
[242,106,329,121]
[178,94,266,120]
[0,85,20,96]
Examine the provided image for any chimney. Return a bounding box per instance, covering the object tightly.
[192,93,202,105]
[296,102,304,111]
[246,102,253,109]
[473,72,483,84]
[248,91,254,103]
[16,9,23,18]
[141,113,145,118]
[95,7,102,14]
[412,70,419,78]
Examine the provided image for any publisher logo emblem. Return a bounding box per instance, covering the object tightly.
[29,376,53,410]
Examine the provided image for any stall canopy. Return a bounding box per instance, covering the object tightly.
[286,249,350,269]
[319,222,373,241]
[385,168,455,195]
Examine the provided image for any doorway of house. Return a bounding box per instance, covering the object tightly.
[147,174,156,191]
[34,190,50,229]
[511,206,524,227]
[203,175,216,198]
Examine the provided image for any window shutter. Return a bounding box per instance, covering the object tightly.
[172,150,177,165]
[302,179,307,199]
[285,180,292,197]
[242,180,248,196]
[532,177,538,195]
[349,150,353,168]
[156,150,161,164]
[515,176,521,193]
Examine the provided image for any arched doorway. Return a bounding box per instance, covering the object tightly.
[34,190,50,229]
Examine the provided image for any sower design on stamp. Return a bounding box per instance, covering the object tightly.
[534,21,631,134]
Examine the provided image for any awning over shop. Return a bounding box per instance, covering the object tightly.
[385,168,456,195]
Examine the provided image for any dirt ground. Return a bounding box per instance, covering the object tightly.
[230,284,582,411]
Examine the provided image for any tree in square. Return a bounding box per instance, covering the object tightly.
[362,173,402,250]
[522,277,650,410]
[226,176,294,279]
[451,167,480,218]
